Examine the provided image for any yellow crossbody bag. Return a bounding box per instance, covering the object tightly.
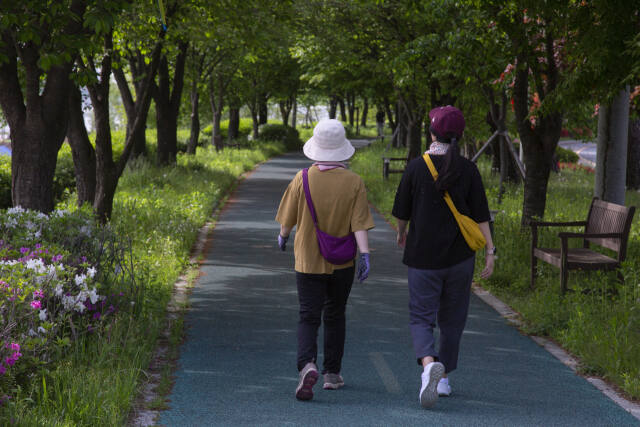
[423,154,486,251]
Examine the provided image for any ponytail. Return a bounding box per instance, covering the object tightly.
[430,127,461,192]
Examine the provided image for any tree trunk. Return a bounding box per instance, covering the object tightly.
[346,93,356,127]
[291,98,297,129]
[187,80,200,154]
[512,44,562,225]
[0,58,71,212]
[66,86,96,206]
[384,97,396,133]
[338,97,347,122]
[95,39,163,221]
[361,97,368,127]
[407,118,423,160]
[251,110,259,141]
[208,74,225,152]
[228,107,240,141]
[154,42,187,165]
[0,1,86,213]
[329,95,337,119]
[259,95,268,125]
[155,94,177,164]
[92,89,117,223]
[279,99,292,127]
[627,118,640,190]
[11,122,66,212]
[594,87,630,205]
[521,145,552,222]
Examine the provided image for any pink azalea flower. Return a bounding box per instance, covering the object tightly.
[33,290,44,299]
[5,357,15,367]
[0,365,5,375]
[30,300,42,309]
[9,343,19,351]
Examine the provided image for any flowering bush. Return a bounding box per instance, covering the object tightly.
[558,162,594,174]
[0,207,137,397]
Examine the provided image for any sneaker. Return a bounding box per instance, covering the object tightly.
[437,378,451,397]
[295,362,319,401]
[419,362,445,408]
[323,373,345,390]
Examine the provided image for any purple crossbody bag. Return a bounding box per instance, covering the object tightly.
[302,168,357,265]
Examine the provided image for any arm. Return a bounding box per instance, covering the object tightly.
[355,229,371,283]
[478,221,495,279]
[397,219,408,247]
[280,223,293,238]
[354,229,369,253]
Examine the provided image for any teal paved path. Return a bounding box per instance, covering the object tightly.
[159,152,638,426]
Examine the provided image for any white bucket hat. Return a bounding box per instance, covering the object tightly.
[303,119,355,162]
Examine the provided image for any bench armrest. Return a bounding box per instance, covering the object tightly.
[530,221,587,228]
[558,232,623,240]
[558,232,623,239]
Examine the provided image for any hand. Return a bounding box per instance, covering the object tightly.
[397,231,407,248]
[278,234,288,251]
[357,253,370,283]
[480,254,495,279]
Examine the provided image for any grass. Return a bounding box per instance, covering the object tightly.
[350,137,640,400]
[2,137,286,425]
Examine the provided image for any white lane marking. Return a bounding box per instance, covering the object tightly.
[369,352,402,394]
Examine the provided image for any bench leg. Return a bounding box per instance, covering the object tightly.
[560,267,568,294]
[530,257,537,289]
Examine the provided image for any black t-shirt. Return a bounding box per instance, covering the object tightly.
[376,111,385,123]
[392,154,491,269]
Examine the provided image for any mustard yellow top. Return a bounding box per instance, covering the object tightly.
[276,166,375,274]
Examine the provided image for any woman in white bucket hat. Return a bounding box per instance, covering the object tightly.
[276,119,374,401]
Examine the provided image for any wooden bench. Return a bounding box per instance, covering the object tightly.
[382,157,408,179]
[530,197,636,294]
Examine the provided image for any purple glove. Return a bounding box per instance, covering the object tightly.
[278,234,288,251]
[357,253,370,283]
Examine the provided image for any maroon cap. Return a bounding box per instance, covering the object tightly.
[429,105,465,140]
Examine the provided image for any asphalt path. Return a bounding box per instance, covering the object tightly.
[158,151,637,426]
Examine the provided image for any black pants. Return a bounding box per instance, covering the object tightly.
[296,267,354,373]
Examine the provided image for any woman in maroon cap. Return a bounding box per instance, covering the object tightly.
[392,105,495,409]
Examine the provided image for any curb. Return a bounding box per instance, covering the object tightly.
[472,283,640,421]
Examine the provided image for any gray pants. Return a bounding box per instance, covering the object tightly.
[407,256,475,373]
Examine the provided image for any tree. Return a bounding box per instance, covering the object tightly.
[0,0,88,212]
[479,1,572,224]
[567,0,640,204]
[76,1,164,221]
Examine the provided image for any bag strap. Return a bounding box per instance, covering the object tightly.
[423,154,464,220]
[301,168,319,228]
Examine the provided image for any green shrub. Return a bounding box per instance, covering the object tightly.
[0,207,141,408]
[52,145,77,202]
[556,145,579,163]
[0,156,11,209]
[202,118,254,141]
[258,124,301,150]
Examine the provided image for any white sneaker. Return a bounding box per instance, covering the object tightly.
[419,362,444,408]
[437,378,451,396]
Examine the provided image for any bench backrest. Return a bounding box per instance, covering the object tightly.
[585,198,636,260]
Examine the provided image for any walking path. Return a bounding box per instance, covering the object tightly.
[158,152,637,426]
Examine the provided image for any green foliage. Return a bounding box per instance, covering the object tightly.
[0,130,286,424]
[555,145,579,163]
[0,156,10,209]
[351,138,640,400]
[258,124,302,151]
[202,118,254,140]
[0,206,142,422]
